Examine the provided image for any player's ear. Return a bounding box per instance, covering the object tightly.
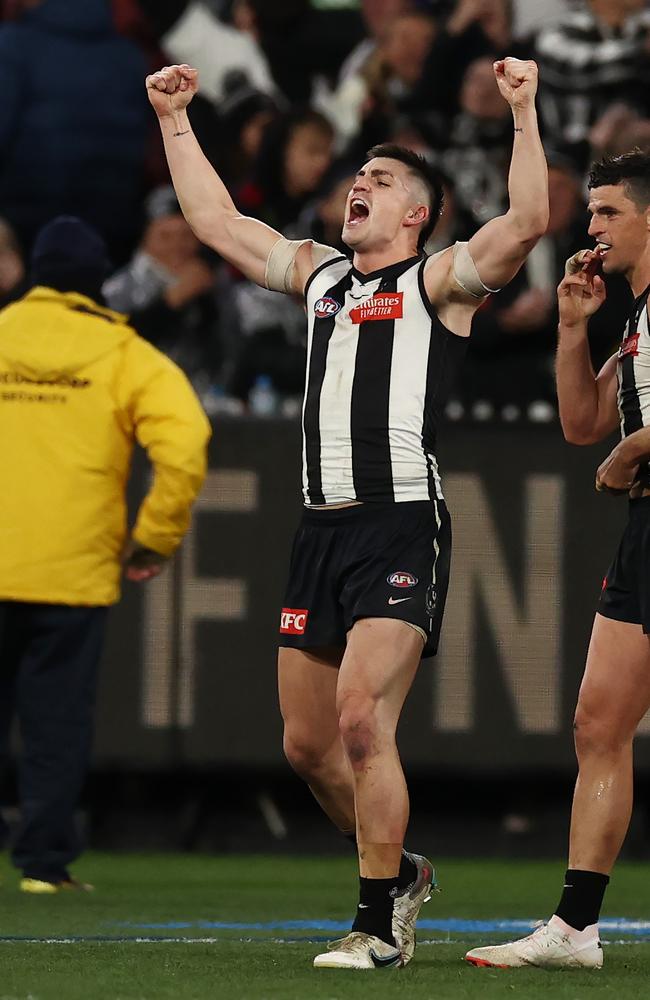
[405,205,429,229]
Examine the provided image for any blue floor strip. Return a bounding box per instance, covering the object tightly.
[114,918,650,937]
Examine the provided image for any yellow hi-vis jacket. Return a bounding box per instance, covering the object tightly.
[0,287,211,606]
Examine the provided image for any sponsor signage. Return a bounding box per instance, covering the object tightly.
[349,292,403,324]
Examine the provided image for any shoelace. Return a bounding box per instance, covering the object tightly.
[327,932,373,953]
[523,923,571,952]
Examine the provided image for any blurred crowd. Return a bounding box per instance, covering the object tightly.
[0,0,648,420]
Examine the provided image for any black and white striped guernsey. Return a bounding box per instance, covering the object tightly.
[301,251,467,506]
[617,284,650,485]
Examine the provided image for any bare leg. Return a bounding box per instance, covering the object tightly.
[336,619,423,878]
[278,645,355,833]
[570,613,650,873]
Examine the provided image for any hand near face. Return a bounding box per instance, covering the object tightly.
[557,249,607,326]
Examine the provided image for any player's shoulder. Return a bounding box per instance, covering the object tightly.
[302,242,350,297]
[421,245,455,296]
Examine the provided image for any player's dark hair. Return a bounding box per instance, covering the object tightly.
[588,150,650,210]
[366,143,445,252]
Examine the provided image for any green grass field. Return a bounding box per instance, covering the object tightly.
[1,852,649,999]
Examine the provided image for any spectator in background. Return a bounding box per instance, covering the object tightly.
[338,0,413,83]
[441,57,512,227]
[136,0,276,104]
[319,0,414,146]
[423,169,471,254]
[589,104,650,161]
[413,0,515,126]
[236,0,365,104]
[288,161,357,253]
[217,77,279,188]
[337,8,441,158]
[534,0,650,168]
[511,0,570,39]
[103,186,221,383]
[0,217,210,892]
[0,219,27,309]
[0,0,150,262]
[237,107,335,233]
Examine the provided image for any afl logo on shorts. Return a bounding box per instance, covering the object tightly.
[387,571,418,588]
[314,296,341,319]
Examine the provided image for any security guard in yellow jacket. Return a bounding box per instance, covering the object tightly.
[0,217,211,892]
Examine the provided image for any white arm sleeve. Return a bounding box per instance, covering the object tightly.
[453,241,500,298]
[264,239,338,294]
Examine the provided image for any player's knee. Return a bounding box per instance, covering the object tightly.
[282,727,323,780]
[573,703,632,757]
[338,696,379,770]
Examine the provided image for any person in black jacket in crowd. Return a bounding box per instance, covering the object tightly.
[0,0,149,261]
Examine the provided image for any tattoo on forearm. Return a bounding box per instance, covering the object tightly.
[514,127,523,133]
[173,130,190,137]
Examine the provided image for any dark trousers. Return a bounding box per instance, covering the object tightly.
[0,601,108,880]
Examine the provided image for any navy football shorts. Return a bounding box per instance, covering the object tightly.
[598,497,650,632]
[279,499,451,658]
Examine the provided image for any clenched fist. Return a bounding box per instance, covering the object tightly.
[146,64,199,120]
[494,57,538,110]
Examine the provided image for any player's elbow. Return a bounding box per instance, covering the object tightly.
[561,423,599,446]
[187,213,220,249]
[508,207,549,245]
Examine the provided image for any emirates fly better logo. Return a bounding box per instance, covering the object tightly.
[350,292,403,324]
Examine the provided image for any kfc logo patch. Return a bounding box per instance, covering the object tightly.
[280,608,309,634]
[314,297,341,319]
[387,571,418,588]
[349,292,403,324]
[619,331,640,359]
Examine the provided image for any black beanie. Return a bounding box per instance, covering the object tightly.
[31,216,111,298]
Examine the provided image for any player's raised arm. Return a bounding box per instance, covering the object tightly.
[146,65,316,294]
[461,58,549,292]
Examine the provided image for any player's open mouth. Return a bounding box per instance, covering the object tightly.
[347,198,370,226]
[596,241,612,256]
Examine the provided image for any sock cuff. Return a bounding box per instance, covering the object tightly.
[565,868,610,885]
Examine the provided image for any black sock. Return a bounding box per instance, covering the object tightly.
[398,850,418,890]
[555,869,610,931]
[351,876,399,946]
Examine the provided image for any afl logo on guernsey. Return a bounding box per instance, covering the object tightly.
[387,571,418,588]
[314,296,341,319]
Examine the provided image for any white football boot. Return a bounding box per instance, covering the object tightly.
[313,931,403,969]
[465,916,603,970]
[392,853,437,965]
